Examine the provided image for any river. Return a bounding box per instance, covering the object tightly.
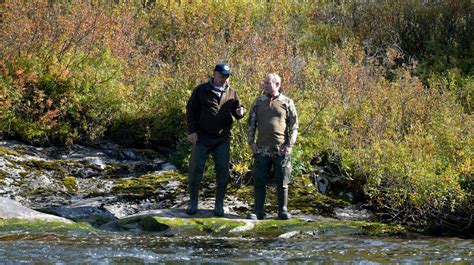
[0,230,472,263]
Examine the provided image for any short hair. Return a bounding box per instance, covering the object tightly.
[267,73,281,84]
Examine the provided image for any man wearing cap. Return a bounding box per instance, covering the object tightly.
[185,63,246,216]
[247,73,298,220]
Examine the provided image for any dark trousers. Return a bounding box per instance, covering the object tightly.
[253,153,291,216]
[188,141,230,209]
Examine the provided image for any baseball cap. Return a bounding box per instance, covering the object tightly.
[214,63,232,75]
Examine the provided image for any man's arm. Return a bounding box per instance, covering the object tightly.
[247,99,259,153]
[232,92,246,119]
[186,88,200,144]
[285,99,298,155]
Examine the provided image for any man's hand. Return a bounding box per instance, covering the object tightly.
[250,143,258,154]
[236,106,245,116]
[187,133,198,145]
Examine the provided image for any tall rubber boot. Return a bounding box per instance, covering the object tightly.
[277,186,290,220]
[214,184,226,217]
[251,185,266,220]
[186,184,199,215]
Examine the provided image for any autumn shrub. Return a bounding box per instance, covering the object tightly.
[284,42,472,233]
[319,0,473,112]
[0,2,149,145]
[0,47,128,145]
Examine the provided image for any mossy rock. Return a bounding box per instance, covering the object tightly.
[233,185,254,205]
[243,219,405,238]
[62,176,78,192]
[0,147,19,156]
[0,218,95,233]
[113,171,187,197]
[346,221,406,236]
[21,160,68,174]
[0,169,7,180]
[109,213,405,239]
[111,216,247,235]
[138,217,170,232]
[153,217,246,235]
[289,176,350,216]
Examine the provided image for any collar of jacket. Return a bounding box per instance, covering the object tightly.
[208,77,229,92]
[263,92,281,100]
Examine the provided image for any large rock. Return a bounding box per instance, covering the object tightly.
[99,208,405,238]
[0,197,72,223]
[41,196,118,227]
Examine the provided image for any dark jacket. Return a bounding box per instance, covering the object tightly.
[186,80,244,145]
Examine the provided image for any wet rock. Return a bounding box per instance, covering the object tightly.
[161,163,177,171]
[313,174,331,194]
[0,197,72,223]
[82,157,107,170]
[138,216,170,232]
[42,205,117,227]
[334,204,375,221]
[27,173,58,190]
[76,178,115,195]
[0,140,172,215]
[278,230,301,239]
[163,180,181,190]
[75,167,100,178]
[98,208,405,238]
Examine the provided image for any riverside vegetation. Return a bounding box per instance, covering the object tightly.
[0,1,472,237]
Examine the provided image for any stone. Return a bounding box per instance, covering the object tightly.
[0,197,72,223]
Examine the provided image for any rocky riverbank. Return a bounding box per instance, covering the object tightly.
[1,140,377,234]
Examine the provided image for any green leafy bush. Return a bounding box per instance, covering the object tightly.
[1,50,126,145]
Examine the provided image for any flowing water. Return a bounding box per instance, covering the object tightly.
[0,230,472,264]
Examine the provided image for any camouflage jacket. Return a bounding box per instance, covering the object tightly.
[247,93,298,156]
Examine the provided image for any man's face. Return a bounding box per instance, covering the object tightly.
[263,77,279,97]
[213,71,230,86]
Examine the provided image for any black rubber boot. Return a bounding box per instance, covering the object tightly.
[186,185,199,215]
[213,184,226,217]
[249,185,266,220]
[277,186,290,220]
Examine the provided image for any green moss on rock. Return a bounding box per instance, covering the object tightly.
[0,147,19,156]
[234,185,254,205]
[0,218,95,233]
[22,160,67,174]
[113,171,187,196]
[151,217,246,234]
[289,176,350,216]
[62,176,78,192]
[344,221,406,236]
[0,169,7,180]
[243,219,406,238]
[112,214,406,238]
[114,216,247,234]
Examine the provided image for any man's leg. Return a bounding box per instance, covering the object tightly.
[212,141,230,217]
[187,143,210,215]
[275,155,291,220]
[250,154,271,220]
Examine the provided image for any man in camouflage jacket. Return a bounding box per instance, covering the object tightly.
[247,73,298,220]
